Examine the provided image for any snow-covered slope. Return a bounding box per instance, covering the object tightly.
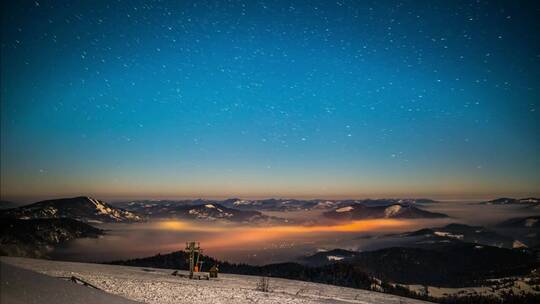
[220,198,438,211]
[324,203,448,220]
[115,198,439,214]
[126,202,283,223]
[401,223,518,248]
[1,261,138,304]
[1,257,431,304]
[1,196,143,223]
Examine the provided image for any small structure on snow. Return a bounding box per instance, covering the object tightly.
[209,265,219,278]
[185,241,210,280]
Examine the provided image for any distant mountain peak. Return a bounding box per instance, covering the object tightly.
[335,206,354,213]
[384,204,403,217]
[0,196,143,223]
[482,197,540,205]
[324,203,447,220]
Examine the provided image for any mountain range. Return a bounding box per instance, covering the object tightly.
[301,222,532,268]
[114,201,286,223]
[399,223,524,249]
[480,197,540,206]
[113,198,438,212]
[0,196,143,223]
[0,196,447,227]
[114,198,445,222]
[2,194,539,302]
[222,198,438,211]
[323,203,448,220]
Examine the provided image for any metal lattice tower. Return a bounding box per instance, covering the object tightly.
[185,241,201,279]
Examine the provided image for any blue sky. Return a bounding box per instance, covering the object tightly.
[1,1,539,200]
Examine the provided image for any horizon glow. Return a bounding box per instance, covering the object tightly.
[1,1,539,201]
[155,218,415,250]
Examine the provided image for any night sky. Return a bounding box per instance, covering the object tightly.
[1,1,539,200]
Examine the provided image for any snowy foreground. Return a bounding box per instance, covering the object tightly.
[1,257,431,304]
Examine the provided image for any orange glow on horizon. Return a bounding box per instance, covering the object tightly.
[155,219,414,249]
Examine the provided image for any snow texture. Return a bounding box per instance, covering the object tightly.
[335,206,354,213]
[1,257,431,304]
[0,261,139,304]
[326,256,345,261]
[384,205,402,218]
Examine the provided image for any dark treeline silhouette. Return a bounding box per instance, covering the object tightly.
[345,243,538,286]
[109,249,540,304]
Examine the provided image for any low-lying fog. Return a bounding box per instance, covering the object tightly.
[51,201,539,265]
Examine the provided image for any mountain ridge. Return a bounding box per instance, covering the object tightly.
[323,203,448,220]
[0,196,143,223]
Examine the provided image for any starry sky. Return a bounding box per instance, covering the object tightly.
[1,1,539,201]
